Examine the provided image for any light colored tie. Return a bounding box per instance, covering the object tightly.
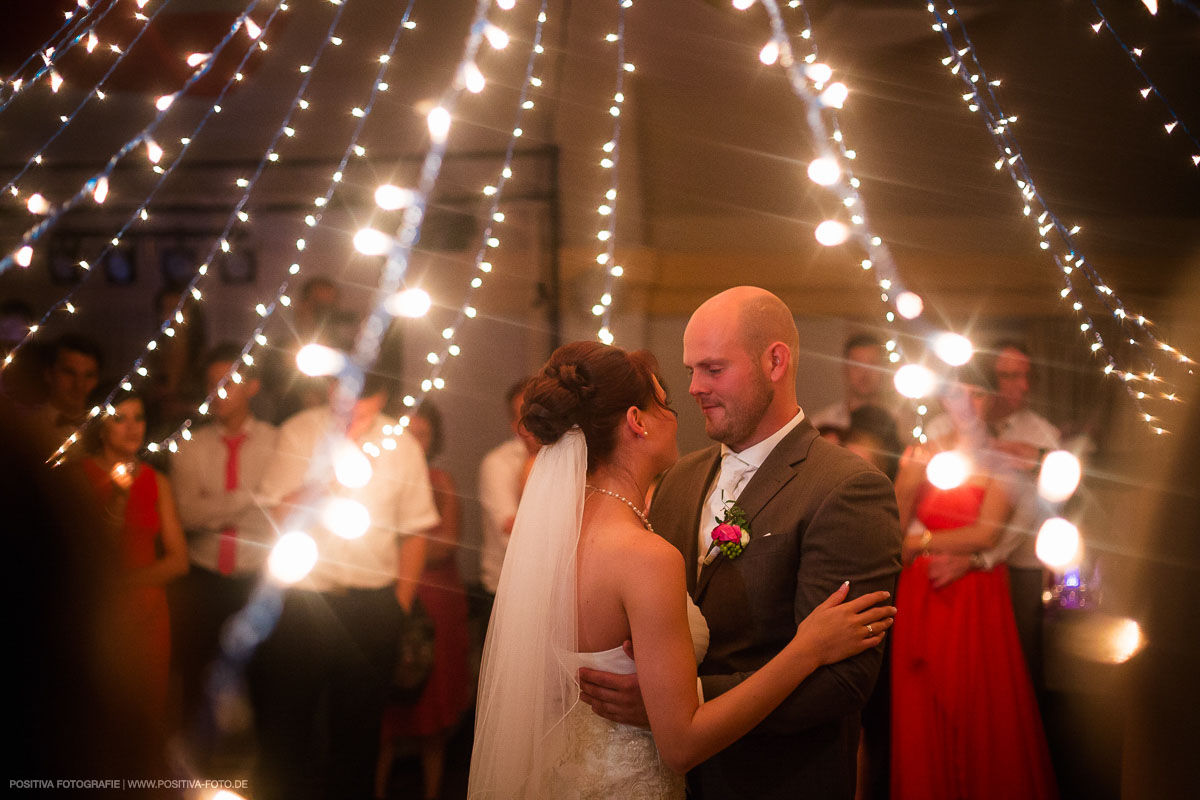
[700,452,752,566]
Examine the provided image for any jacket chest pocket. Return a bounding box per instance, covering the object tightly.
[735,534,799,629]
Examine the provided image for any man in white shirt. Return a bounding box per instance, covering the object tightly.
[171,343,277,757]
[809,332,900,438]
[251,372,438,800]
[924,340,1059,690]
[477,378,538,599]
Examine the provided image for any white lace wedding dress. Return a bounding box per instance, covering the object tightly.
[547,596,711,800]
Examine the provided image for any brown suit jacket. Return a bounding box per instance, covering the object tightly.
[648,417,901,800]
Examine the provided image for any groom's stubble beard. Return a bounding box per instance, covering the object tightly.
[705,365,773,448]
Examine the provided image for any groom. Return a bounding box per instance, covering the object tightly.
[579,287,902,799]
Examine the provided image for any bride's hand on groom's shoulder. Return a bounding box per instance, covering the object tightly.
[795,582,896,666]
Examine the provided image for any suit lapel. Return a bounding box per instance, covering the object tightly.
[683,449,721,597]
[695,419,818,603]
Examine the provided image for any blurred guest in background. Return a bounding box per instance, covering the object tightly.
[890,362,1057,800]
[259,276,346,424]
[477,378,539,606]
[80,387,189,728]
[170,343,278,761]
[922,340,1060,691]
[252,373,437,800]
[844,404,904,483]
[811,333,900,439]
[377,401,470,800]
[29,333,103,454]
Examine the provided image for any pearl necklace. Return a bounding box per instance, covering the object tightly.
[585,484,655,533]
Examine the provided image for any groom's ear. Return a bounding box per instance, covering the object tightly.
[764,342,791,382]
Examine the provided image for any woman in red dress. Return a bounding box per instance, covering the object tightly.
[81,390,188,727]
[890,366,1057,800]
[377,402,471,800]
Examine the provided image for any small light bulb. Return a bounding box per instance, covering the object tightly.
[732,0,756,9]
[187,52,210,67]
[805,62,833,85]
[1036,517,1081,568]
[462,62,485,93]
[427,106,451,143]
[926,450,971,490]
[814,220,849,246]
[295,343,345,377]
[895,291,924,320]
[26,194,49,215]
[146,139,163,163]
[92,176,109,204]
[1037,450,1082,503]
[268,531,318,584]
[353,228,392,256]
[50,70,64,93]
[759,41,780,65]
[819,82,849,109]
[244,18,262,39]
[375,185,415,210]
[156,94,176,111]
[894,364,937,399]
[322,497,371,539]
[806,157,840,186]
[385,288,432,318]
[484,23,509,50]
[334,440,374,488]
[15,245,34,268]
[932,332,973,367]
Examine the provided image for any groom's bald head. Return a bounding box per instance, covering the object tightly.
[693,287,799,379]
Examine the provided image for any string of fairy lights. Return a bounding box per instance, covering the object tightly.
[2,0,175,200]
[3,1,302,378]
[1,0,270,274]
[1087,0,1200,169]
[928,0,1191,434]
[0,0,125,112]
[590,0,633,347]
[146,0,424,456]
[388,0,551,429]
[754,0,954,443]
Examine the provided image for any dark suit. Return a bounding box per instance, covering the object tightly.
[649,418,902,800]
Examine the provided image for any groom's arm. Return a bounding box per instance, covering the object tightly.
[699,468,901,734]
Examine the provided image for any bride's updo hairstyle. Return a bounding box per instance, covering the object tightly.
[522,341,667,471]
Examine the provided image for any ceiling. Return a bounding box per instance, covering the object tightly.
[1,0,1197,327]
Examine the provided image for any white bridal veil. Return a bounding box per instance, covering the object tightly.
[468,428,586,798]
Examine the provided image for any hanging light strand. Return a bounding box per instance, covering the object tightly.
[1,0,179,197]
[5,0,298,378]
[928,0,1190,432]
[0,3,96,101]
[1087,0,1200,168]
[146,0,422,454]
[2,0,271,275]
[591,0,631,346]
[758,0,932,438]
[393,1,551,424]
[0,0,126,113]
[45,0,306,465]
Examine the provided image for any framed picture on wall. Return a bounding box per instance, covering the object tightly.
[48,236,82,286]
[160,244,198,287]
[216,247,256,284]
[100,244,137,285]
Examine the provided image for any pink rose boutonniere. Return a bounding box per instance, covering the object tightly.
[702,495,752,565]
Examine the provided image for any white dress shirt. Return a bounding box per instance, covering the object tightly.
[924,408,1060,569]
[257,406,440,592]
[172,416,278,575]
[478,437,529,594]
[697,409,806,575]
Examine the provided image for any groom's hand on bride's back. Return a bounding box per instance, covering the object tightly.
[579,647,650,728]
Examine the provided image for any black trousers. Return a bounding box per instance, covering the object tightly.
[249,585,402,800]
[171,566,257,755]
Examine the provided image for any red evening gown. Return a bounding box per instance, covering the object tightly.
[891,482,1058,800]
[83,460,172,723]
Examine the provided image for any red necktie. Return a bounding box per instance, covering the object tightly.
[217,433,248,576]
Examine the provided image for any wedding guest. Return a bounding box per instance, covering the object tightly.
[478,378,539,605]
[29,333,103,454]
[890,361,1057,800]
[377,401,470,800]
[810,333,900,439]
[921,340,1059,690]
[844,404,904,483]
[258,276,344,424]
[170,343,278,759]
[80,387,189,727]
[252,373,437,800]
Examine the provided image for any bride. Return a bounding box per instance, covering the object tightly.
[468,342,894,799]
